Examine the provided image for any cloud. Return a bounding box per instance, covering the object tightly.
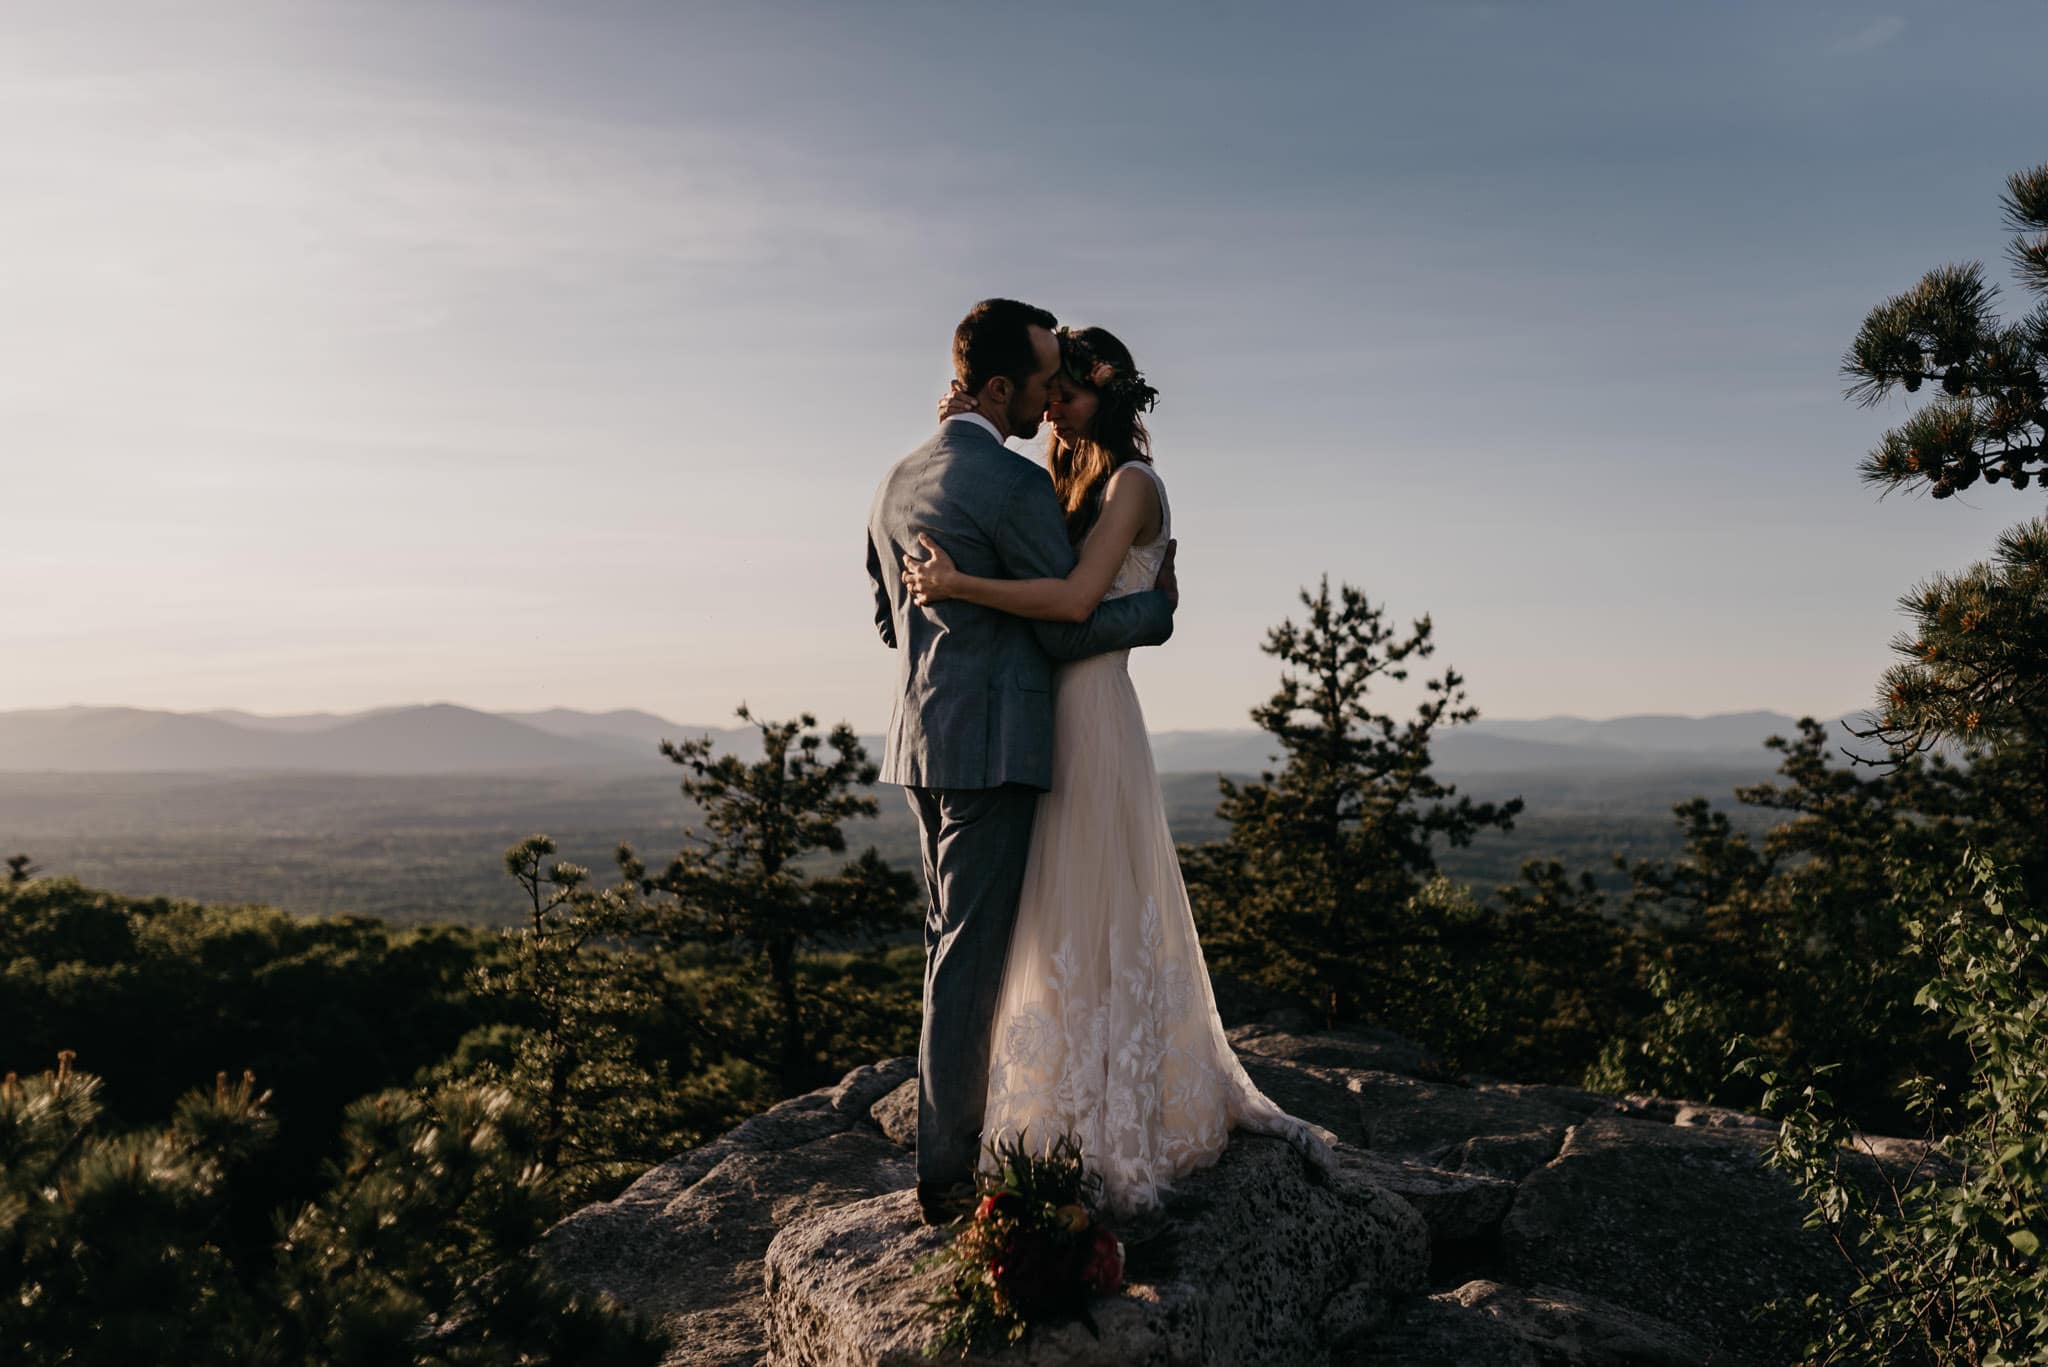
[0,59,926,438]
[1,68,902,283]
[1827,15,1905,54]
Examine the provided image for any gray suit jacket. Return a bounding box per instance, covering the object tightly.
[866,418,1174,791]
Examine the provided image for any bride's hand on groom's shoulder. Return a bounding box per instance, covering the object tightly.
[1155,539,1179,612]
[935,382,978,424]
[902,533,960,605]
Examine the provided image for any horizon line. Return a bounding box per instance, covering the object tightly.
[0,700,1877,729]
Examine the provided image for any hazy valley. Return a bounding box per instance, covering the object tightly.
[0,704,1838,924]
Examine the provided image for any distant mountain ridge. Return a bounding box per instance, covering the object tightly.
[0,704,1866,776]
[1166,708,1880,776]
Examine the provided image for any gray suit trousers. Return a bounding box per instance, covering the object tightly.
[905,782,1040,1190]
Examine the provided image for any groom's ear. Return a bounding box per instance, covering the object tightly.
[981,375,1013,408]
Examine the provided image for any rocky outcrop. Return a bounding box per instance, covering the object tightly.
[539,1058,917,1367]
[1364,1279,1714,1366]
[763,1137,1428,1366]
[1227,1021,1459,1082]
[1497,1116,1863,1363]
[541,1031,1930,1367]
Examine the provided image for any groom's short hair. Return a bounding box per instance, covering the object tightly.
[954,298,1058,397]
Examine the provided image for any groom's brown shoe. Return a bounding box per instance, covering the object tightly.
[916,1179,975,1226]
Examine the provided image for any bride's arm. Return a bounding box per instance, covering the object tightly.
[903,469,1158,624]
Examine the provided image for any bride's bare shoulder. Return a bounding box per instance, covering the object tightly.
[1098,464,1164,545]
[1104,461,1165,504]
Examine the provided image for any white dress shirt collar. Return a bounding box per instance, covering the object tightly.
[946,411,1004,445]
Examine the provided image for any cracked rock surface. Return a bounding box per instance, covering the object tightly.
[764,1136,1427,1366]
[541,1030,1927,1366]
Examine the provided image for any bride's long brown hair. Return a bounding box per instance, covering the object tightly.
[1048,326,1158,544]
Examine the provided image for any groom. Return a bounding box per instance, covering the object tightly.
[866,298,1178,1223]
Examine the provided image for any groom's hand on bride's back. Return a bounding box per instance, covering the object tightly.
[1154,539,1179,613]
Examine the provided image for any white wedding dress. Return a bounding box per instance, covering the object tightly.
[978,461,1339,1215]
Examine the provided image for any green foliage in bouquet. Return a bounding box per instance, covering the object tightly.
[916,1133,1126,1356]
[1729,852,2048,1365]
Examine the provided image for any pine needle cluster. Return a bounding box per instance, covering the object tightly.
[0,1054,670,1365]
[1844,164,2048,499]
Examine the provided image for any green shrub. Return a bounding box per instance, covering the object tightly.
[0,1053,670,1366]
[1731,853,2047,1365]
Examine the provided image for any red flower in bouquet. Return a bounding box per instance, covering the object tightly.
[991,1225,1063,1316]
[975,1191,1024,1224]
[915,1132,1120,1351]
[1080,1226,1124,1295]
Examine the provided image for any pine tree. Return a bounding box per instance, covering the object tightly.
[1843,162,2048,500]
[0,1052,669,1365]
[635,707,918,1089]
[1186,577,1522,1027]
[1867,521,2048,822]
[1594,722,1976,1127]
[1481,858,1640,1081]
[267,1080,667,1364]
[1840,160,2048,901]
[468,837,702,1208]
[0,1052,274,1363]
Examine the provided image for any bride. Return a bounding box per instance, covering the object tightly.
[902,325,1337,1218]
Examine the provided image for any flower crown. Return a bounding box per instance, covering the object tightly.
[1056,327,1159,414]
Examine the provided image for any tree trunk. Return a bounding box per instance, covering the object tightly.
[768,936,804,1089]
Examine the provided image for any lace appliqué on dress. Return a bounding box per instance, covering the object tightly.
[984,896,1232,1212]
[977,463,1338,1215]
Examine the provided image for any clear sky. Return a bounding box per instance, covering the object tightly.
[6,1,2044,732]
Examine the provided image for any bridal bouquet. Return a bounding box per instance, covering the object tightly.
[917,1132,1126,1353]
